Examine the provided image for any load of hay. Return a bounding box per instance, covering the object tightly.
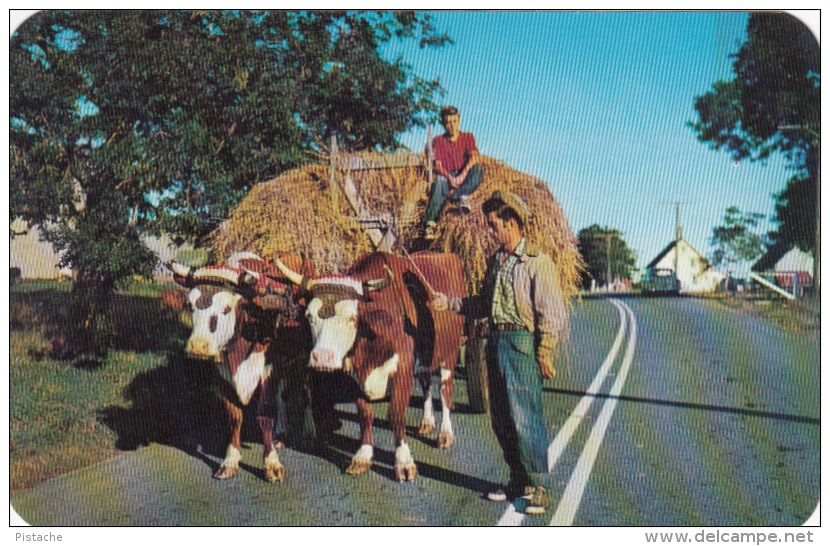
[210,153,584,313]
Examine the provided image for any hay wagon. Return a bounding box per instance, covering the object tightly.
[210,136,582,413]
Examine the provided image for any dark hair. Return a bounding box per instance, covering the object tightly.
[440,106,459,122]
[482,198,524,231]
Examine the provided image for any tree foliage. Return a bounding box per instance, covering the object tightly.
[772,173,817,252]
[710,206,770,269]
[689,12,819,253]
[577,225,637,288]
[10,10,451,353]
[11,10,450,244]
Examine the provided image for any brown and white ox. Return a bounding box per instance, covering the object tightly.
[166,252,314,482]
[274,251,465,481]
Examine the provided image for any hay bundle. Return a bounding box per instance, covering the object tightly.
[211,163,375,274]
[210,153,584,307]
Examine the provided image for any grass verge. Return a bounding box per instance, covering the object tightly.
[9,279,220,491]
[716,295,820,333]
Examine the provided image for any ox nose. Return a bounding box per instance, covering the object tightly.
[187,338,215,359]
[309,349,340,371]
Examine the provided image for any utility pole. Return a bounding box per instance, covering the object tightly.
[660,201,691,291]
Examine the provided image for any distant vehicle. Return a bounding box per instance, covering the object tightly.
[642,268,679,293]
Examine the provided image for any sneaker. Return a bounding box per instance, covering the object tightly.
[486,488,508,502]
[525,486,551,515]
[458,195,472,214]
[487,485,533,502]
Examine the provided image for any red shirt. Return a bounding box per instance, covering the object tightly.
[432,132,478,173]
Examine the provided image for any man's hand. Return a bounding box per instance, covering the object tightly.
[538,358,556,380]
[448,175,463,189]
[428,292,449,312]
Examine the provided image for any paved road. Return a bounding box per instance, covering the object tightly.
[11,297,820,526]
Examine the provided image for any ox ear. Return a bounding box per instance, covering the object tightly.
[363,265,393,295]
[160,288,189,311]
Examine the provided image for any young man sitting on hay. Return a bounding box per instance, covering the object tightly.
[423,105,484,239]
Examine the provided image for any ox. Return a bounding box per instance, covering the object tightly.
[274,251,465,481]
[166,252,316,482]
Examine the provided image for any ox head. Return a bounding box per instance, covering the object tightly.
[273,256,391,372]
[167,260,284,360]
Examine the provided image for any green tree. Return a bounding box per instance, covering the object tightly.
[577,225,637,288]
[10,10,451,354]
[710,206,771,270]
[688,12,819,256]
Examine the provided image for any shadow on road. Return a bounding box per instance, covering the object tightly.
[544,387,820,425]
[97,350,264,455]
[311,429,500,494]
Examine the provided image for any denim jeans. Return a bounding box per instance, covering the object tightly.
[424,163,484,223]
[486,329,549,489]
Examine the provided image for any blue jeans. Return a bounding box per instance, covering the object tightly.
[486,329,549,489]
[424,164,484,224]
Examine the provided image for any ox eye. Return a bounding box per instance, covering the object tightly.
[347,316,357,325]
[223,306,232,315]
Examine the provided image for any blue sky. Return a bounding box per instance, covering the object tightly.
[387,11,803,270]
[7,10,816,272]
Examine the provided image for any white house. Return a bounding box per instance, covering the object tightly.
[752,241,815,296]
[9,220,67,279]
[644,236,725,293]
[9,218,186,281]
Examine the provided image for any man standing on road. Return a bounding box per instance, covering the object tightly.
[423,105,484,239]
[429,190,566,515]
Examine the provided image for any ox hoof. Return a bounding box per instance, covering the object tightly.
[213,465,238,480]
[395,463,418,482]
[418,421,436,436]
[438,431,455,449]
[345,460,372,476]
[264,465,285,483]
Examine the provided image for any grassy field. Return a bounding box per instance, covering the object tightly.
[9,279,224,491]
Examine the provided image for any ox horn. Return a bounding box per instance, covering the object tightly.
[167,260,193,279]
[273,256,310,289]
[364,265,393,293]
[167,260,257,290]
[191,266,245,286]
